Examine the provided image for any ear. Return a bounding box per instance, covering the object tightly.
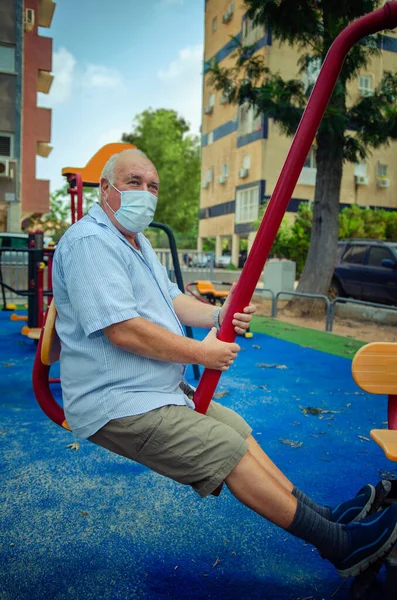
[100,178,109,202]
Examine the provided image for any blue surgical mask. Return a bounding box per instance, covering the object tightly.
[105,181,158,233]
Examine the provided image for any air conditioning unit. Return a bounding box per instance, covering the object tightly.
[218,175,227,184]
[238,167,249,179]
[222,8,233,23]
[220,93,229,104]
[202,180,209,189]
[204,104,213,115]
[355,175,368,185]
[0,159,10,178]
[377,177,390,188]
[24,8,35,32]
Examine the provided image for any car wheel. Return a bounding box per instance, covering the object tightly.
[328,278,344,301]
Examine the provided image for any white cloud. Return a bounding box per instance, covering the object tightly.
[156,44,203,135]
[157,44,203,80]
[81,65,124,89]
[97,127,124,148]
[46,47,76,105]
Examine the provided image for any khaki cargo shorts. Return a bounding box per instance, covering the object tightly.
[88,401,252,498]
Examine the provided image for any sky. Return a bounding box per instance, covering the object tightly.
[36,0,205,192]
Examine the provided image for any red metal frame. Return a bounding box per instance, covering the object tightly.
[67,172,84,224]
[194,2,397,414]
[388,395,397,430]
[32,4,397,428]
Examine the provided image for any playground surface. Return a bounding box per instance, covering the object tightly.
[1,311,396,600]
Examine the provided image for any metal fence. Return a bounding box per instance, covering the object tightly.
[155,250,214,283]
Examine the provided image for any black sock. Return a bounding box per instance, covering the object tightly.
[292,487,331,520]
[286,500,349,561]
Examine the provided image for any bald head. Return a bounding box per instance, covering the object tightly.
[100,148,156,183]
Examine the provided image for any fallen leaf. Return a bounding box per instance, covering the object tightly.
[252,345,261,349]
[257,385,268,390]
[257,363,276,368]
[3,363,15,367]
[279,438,303,449]
[300,407,339,416]
[80,511,89,516]
[213,391,229,399]
[358,435,370,442]
[212,557,221,568]
[65,442,80,451]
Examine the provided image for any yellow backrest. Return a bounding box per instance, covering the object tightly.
[352,342,397,395]
[41,300,61,366]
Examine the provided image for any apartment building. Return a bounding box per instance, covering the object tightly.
[199,0,397,266]
[0,0,55,232]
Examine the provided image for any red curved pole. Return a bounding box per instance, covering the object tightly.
[194,2,397,414]
[32,332,65,427]
[75,172,84,221]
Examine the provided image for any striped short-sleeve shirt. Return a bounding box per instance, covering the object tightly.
[52,203,194,439]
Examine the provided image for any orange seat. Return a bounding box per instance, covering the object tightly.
[61,142,136,185]
[195,280,229,299]
[352,342,397,461]
[41,299,61,366]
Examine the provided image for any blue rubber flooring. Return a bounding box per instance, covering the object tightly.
[0,311,396,600]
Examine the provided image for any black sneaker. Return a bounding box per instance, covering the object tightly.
[331,503,397,578]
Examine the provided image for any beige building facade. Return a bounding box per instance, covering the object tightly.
[200,0,397,266]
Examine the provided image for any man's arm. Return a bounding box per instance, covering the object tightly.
[172,294,216,329]
[173,284,256,335]
[103,317,240,371]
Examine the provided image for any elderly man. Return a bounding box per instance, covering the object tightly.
[53,149,397,580]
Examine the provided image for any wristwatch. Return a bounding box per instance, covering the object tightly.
[214,307,221,331]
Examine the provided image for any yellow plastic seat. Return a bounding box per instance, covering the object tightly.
[41,299,61,366]
[370,430,397,462]
[352,342,397,395]
[195,280,229,300]
[352,342,397,461]
[62,142,135,185]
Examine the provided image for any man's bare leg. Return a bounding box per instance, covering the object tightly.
[225,449,297,528]
[246,435,294,493]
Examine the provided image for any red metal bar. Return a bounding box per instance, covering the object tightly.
[36,262,44,328]
[194,3,397,414]
[70,188,76,224]
[388,394,397,430]
[75,172,84,221]
[46,251,53,302]
[32,332,65,427]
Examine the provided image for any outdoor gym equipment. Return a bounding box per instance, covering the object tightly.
[193,1,397,415]
[33,143,201,427]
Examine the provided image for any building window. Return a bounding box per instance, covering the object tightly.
[236,186,259,224]
[212,17,218,32]
[237,103,261,137]
[0,44,15,73]
[377,163,388,177]
[302,57,321,93]
[242,16,265,46]
[304,147,316,169]
[359,75,373,97]
[0,133,13,157]
[222,163,229,177]
[208,131,214,145]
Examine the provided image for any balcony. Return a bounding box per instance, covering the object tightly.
[36,142,52,158]
[37,70,53,94]
[38,0,56,28]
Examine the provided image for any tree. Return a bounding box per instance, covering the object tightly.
[209,0,397,299]
[31,185,99,243]
[122,109,201,235]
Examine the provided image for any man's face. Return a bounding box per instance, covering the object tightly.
[101,153,160,215]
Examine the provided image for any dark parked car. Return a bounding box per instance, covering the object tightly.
[330,239,397,305]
